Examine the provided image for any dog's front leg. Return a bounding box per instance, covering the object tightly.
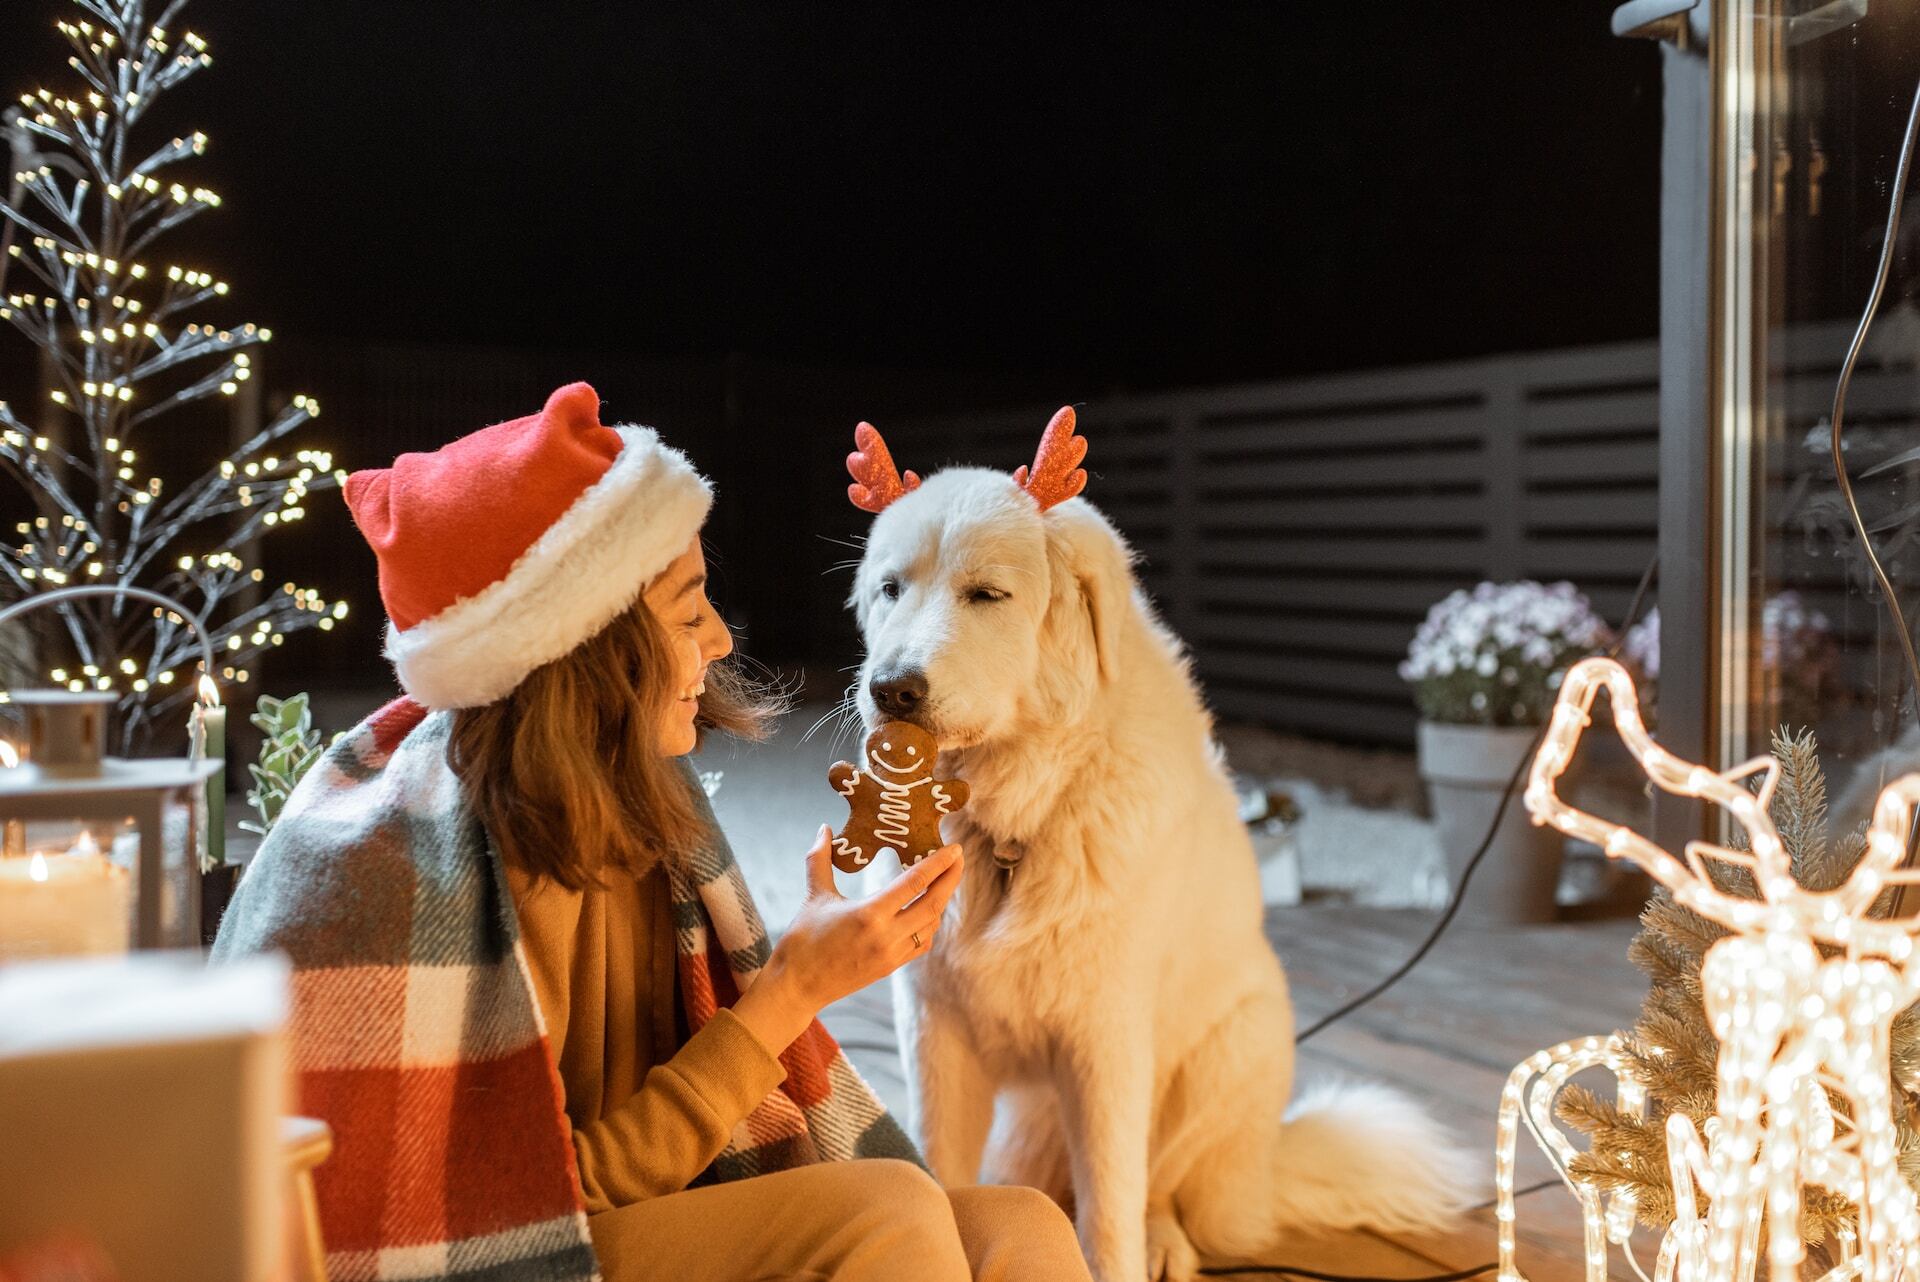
[1058,1023,1152,1282]
[914,999,998,1186]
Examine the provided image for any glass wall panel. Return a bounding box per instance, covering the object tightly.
[1723,0,1920,835]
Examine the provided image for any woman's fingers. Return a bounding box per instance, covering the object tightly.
[904,852,964,925]
[877,844,963,912]
[804,825,840,900]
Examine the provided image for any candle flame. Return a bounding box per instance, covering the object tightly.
[0,740,16,769]
[71,831,99,857]
[28,852,47,882]
[197,673,221,708]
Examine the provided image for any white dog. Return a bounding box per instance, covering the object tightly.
[842,409,1477,1282]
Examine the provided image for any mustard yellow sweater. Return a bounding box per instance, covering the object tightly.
[506,860,788,1214]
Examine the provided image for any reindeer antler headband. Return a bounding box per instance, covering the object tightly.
[846,406,1089,515]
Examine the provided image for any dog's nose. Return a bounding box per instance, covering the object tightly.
[870,672,930,719]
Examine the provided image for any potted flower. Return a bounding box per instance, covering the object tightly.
[1400,580,1610,923]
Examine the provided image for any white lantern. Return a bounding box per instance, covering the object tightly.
[0,587,221,955]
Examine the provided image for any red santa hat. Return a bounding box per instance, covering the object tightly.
[343,381,712,709]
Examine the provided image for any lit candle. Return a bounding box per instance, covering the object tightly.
[194,675,226,868]
[0,740,21,859]
[0,832,132,959]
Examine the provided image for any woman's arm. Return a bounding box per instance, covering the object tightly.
[575,829,963,1210]
[571,1007,789,1210]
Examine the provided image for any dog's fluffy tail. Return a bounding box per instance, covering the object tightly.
[1267,1079,1483,1235]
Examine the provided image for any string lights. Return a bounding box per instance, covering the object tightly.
[0,1,345,749]
[1498,656,1920,1282]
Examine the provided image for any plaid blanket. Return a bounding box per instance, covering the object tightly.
[213,698,916,1282]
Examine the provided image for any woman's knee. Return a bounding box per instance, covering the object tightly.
[838,1159,951,1222]
[952,1182,1074,1234]
[828,1161,970,1279]
[949,1183,1091,1281]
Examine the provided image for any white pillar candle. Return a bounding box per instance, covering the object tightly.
[0,836,132,961]
[194,677,226,868]
[0,740,20,859]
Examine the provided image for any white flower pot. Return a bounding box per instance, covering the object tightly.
[1417,721,1562,925]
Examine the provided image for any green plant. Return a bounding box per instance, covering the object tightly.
[240,693,322,837]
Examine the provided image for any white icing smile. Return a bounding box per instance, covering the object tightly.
[873,751,925,775]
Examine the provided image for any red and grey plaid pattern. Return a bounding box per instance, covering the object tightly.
[215,699,915,1282]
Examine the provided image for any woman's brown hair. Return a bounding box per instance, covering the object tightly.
[449,596,780,890]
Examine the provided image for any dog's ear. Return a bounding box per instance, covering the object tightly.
[1043,501,1132,685]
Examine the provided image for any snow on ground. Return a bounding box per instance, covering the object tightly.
[697,705,1449,928]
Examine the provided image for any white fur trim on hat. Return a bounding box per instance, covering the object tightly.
[384,426,712,709]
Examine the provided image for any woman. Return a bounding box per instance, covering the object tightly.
[214,383,1091,1282]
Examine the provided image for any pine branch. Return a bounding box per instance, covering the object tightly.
[1773,727,1835,885]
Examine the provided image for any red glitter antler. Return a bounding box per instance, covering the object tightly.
[846,421,922,514]
[1013,407,1088,512]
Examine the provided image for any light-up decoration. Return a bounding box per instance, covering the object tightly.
[1499,655,1920,1282]
[0,5,348,752]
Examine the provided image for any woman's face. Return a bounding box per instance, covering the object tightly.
[642,536,734,757]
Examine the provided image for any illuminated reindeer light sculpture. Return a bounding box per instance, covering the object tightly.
[1503,656,1920,1282]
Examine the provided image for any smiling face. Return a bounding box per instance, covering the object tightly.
[641,536,735,757]
[866,720,939,780]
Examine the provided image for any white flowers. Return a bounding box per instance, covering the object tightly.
[1401,580,1610,726]
[1621,593,1837,727]
[1400,580,1607,684]
[1622,606,1661,681]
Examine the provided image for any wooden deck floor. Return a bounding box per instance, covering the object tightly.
[823,904,1650,1282]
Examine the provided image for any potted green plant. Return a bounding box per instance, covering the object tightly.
[1400,580,1610,923]
[199,694,326,944]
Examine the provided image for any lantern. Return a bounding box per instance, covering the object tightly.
[0,587,221,956]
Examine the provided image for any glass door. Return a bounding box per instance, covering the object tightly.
[1716,0,1920,837]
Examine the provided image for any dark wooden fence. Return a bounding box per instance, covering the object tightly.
[879,321,1920,747]
[876,339,1663,744]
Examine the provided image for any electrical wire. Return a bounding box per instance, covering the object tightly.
[1294,552,1659,1044]
[1828,77,1920,728]
[1197,1263,1494,1281]
[1828,78,1920,912]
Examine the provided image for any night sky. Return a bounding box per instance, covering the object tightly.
[0,1,1662,391]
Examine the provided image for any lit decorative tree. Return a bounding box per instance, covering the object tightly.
[0,0,347,750]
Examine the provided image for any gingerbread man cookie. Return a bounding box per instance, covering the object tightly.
[828,721,970,872]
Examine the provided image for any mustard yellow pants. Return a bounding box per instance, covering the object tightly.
[588,1159,1093,1281]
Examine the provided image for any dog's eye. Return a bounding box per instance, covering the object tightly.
[966,586,1009,605]
[879,578,901,601]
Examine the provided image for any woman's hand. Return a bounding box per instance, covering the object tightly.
[731,826,964,1055]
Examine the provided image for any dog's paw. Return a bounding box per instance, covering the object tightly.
[1146,1213,1199,1282]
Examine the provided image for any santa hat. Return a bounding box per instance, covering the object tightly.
[343,381,712,709]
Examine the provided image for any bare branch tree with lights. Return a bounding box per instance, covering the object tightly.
[0,0,348,750]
